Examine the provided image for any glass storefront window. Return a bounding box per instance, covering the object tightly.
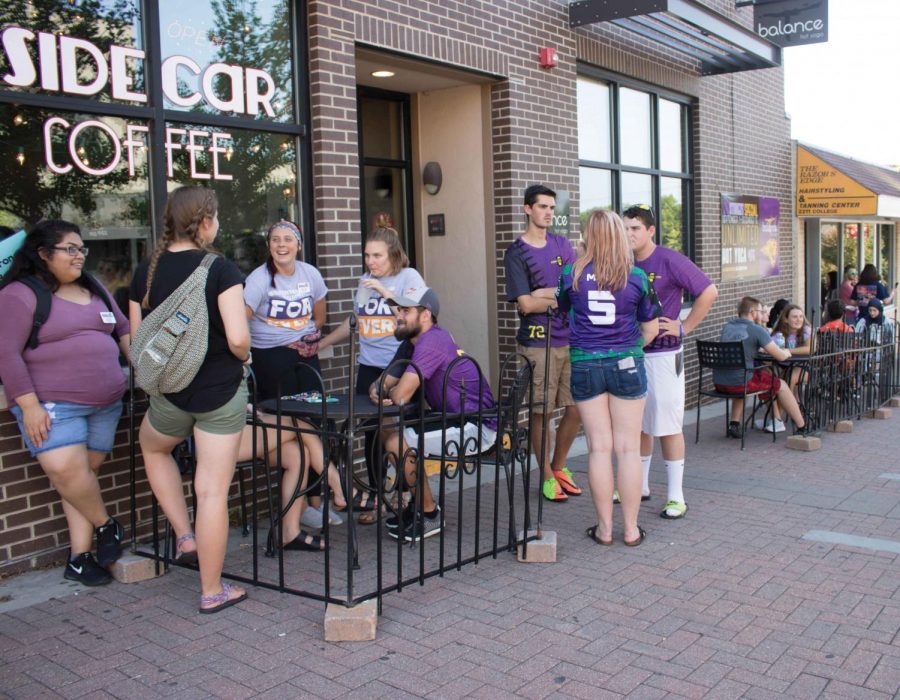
[0,104,150,307]
[862,222,876,271]
[660,177,685,255]
[578,167,611,228]
[166,123,298,274]
[360,97,405,160]
[843,223,858,272]
[618,87,651,168]
[362,165,408,243]
[1,2,144,106]
[820,222,839,305]
[621,172,652,212]
[879,224,893,285]
[157,0,294,122]
[577,77,611,163]
[658,99,684,173]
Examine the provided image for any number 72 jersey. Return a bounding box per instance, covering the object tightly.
[557,263,661,358]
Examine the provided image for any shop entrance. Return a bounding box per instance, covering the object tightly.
[355,49,497,380]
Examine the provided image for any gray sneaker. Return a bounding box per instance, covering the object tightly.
[403,507,443,543]
[299,506,343,529]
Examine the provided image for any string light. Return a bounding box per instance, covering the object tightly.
[15,147,25,166]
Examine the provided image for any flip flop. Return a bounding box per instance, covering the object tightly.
[283,530,324,551]
[334,490,377,513]
[624,527,647,547]
[199,582,247,615]
[174,532,198,565]
[585,525,613,546]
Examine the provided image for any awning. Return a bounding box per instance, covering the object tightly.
[569,0,781,75]
[797,144,900,219]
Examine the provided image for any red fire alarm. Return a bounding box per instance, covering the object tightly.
[539,47,558,69]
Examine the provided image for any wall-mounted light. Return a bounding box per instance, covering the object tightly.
[374,168,392,199]
[371,70,395,78]
[16,147,25,166]
[423,161,442,195]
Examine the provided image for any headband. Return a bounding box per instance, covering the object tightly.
[267,220,303,243]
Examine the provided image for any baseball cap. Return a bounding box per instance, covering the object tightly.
[388,286,440,317]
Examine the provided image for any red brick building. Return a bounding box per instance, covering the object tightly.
[1,0,797,573]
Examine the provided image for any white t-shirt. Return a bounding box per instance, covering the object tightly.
[244,262,328,349]
[357,267,426,368]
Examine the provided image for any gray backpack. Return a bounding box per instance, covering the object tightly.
[130,253,217,396]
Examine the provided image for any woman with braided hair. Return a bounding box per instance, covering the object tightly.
[128,186,250,614]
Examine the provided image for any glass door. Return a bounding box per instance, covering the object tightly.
[357,87,415,266]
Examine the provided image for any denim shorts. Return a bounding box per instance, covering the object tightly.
[571,356,648,401]
[10,400,123,457]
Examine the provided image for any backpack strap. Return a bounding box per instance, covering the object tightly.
[20,276,52,350]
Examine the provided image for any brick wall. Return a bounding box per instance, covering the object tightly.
[0,0,795,573]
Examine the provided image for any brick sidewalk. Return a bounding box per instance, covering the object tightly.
[2,414,900,699]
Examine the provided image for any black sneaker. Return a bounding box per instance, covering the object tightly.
[64,552,112,586]
[386,502,415,532]
[95,517,124,567]
[726,422,742,439]
[403,507,443,543]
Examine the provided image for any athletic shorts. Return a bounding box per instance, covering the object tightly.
[403,421,497,458]
[518,344,573,413]
[148,380,249,437]
[11,400,123,457]
[642,348,686,436]
[715,369,781,402]
[570,355,647,402]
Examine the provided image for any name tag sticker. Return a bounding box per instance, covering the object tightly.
[617,356,636,370]
[100,311,116,324]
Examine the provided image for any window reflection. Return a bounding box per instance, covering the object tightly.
[577,77,610,163]
[578,167,611,229]
[621,172,652,212]
[0,1,144,105]
[659,99,684,173]
[360,98,404,160]
[157,0,293,122]
[167,123,298,274]
[618,87,651,168]
[660,177,684,254]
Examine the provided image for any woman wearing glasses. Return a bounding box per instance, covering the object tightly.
[0,221,130,586]
[557,210,660,547]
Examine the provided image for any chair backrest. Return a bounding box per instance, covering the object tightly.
[695,339,750,370]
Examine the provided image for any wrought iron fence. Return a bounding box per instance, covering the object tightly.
[129,317,551,612]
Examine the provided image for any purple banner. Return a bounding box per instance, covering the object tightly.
[720,194,781,282]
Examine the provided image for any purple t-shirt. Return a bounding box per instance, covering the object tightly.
[0,280,129,406]
[392,325,497,429]
[557,264,659,360]
[504,232,575,347]
[635,246,713,353]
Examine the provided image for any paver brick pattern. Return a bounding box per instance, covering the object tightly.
[1,416,899,698]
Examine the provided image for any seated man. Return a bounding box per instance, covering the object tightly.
[820,299,854,334]
[714,296,808,437]
[369,287,497,542]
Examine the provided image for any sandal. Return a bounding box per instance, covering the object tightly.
[335,489,376,513]
[624,527,647,547]
[198,582,247,615]
[174,532,197,565]
[283,530,325,551]
[585,525,613,546]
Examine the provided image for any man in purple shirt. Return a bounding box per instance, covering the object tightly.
[370,287,497,542]
[503,184,582,503]
[625,205,718,520]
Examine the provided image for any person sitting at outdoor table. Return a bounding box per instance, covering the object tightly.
[820,299,854,334]
[766,298,788,330]
[242,220,375,548]
[771,303,812,399]
[854,298,895,342]
[368,287,497,542]
[839,266,859,322]
[851,264,894,318]
[0,220,129,587]
[715,297,808,437]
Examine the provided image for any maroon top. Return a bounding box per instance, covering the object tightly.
[0,280,129,406]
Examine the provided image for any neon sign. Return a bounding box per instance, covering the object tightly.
[1,27,279,181]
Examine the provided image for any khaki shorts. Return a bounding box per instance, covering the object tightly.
[518,344,574,414]
[148,381,249,437]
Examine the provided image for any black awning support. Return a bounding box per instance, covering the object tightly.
[569,0,781,75]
